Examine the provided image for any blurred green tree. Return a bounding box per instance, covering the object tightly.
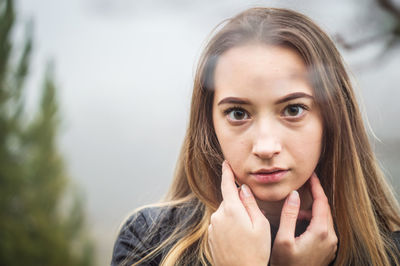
[0,0,94,265]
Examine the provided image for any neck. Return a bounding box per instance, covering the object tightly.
[256,183,313,227]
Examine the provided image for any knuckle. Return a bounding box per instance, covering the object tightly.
[282,209,298,220]
[331,235,338,246]
[255,219,270,232]
[242,197,256,207]
[332,234,338,244]
[318,229,329,240]
[275,238,293,250]
[314,225,329,240]
[223,205,236,216]
[210,213,217,224]
[322,195,329,203]
[319,196,329,206]
[333,243,338,252]
[260,218,270,228]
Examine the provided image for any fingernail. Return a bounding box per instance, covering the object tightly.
[288,190,300,206]
[241,184,251,198]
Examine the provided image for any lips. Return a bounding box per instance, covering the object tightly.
[253,168,286,174]
[251,168,288,183]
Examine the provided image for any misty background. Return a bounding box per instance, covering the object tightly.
[15,0,400,264]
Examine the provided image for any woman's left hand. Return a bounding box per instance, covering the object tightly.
[270,173,338,266]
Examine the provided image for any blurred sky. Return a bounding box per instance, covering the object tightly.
[16,0,400,264]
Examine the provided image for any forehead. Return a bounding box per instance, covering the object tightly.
[213,44,312,97]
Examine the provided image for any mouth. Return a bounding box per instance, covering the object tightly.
[250,168,289,183]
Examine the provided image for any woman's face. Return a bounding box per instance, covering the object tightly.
[212,44,323,202]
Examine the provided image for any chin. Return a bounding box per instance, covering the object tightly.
[252,187,290,202]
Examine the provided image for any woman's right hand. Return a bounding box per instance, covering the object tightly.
[208,161,271,266]
[270,173,338,266]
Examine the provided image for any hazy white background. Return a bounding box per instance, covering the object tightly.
[16,0,400,264]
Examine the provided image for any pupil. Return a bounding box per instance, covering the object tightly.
[234,110,244,119]
[288,106,299,115]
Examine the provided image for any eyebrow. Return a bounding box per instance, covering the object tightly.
[275,92,314,104]
[217,92,314,106]
[217,97,251,106]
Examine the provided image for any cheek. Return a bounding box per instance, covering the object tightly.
[215,129,249,177]
[220,135,248,163]
[295,133,322,156]
[291,125,323,174]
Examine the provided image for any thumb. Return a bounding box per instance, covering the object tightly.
[239,184,265,225]
[276,190,300,241]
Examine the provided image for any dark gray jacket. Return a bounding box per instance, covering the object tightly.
[111,204,400,266]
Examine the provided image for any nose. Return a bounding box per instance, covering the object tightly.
[252,123,282,159]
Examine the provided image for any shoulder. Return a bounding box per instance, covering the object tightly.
[111,202,199,266]
[386,231,400,265]
[111,206,175,266]
[391,231,400,250]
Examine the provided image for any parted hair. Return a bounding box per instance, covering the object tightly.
[125,7,400,266]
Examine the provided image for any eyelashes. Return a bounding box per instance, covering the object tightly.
[223,106,249,121]
[282,103,309,118]
[223,103,309,122]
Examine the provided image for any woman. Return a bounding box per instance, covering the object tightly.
[111,7,400,266]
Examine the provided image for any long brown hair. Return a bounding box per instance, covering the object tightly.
[130,7,400,265]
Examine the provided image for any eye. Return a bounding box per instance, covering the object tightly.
[224,107,250,121]
[282,104,307,117]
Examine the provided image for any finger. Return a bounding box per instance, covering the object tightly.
[309,173,327,202]
[221,161,241,204]
[276,190,300,241]
[239,184,265,226]
[308,173,329,227]
[306,175,333,246]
